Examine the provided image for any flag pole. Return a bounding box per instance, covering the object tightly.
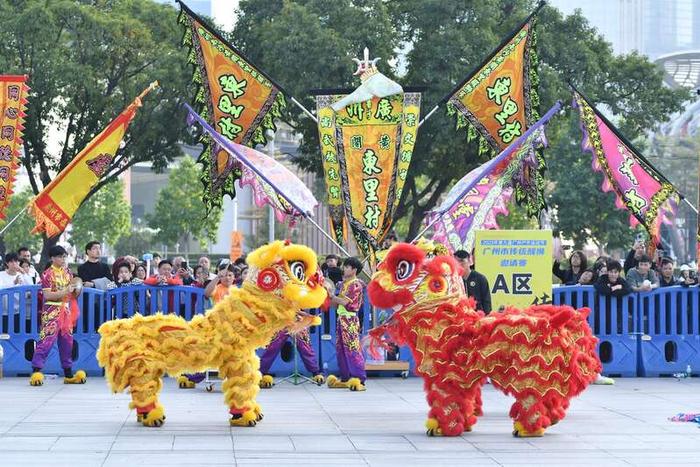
[304,215,352,257]
[291,97,318,123]
[418,104,439,128]
[0,208,26,236]
[683,197,698,214]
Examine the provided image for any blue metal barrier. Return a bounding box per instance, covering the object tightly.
[553,285,639,377]
[1,285,206,377]
[4,282,696,379]
[1,285,40,377]
[637,286,700,376]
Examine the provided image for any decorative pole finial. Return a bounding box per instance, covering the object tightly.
[352,47,381,79]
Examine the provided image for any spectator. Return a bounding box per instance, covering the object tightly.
[193,265,211,288]
[593,256,608,279]
[1,253,31,332]
[0,253,31,288]
[107,261,144,316]
[204,263,236,303]
[177,264,195,286]
[111,256,137,282]
[624,239,650,274]
[626,254,659,292]
[454,250,491,314]
[134,263,147,281]
[108,261,143,288]
[658,258,678,287]
[144,259,183,313]
[321,254,339,277]
[19,259,32,278]
[577,269,595,286]
[679,264,698,287]
[236,265,249,287]
[553,250,587,285]
[594,260,632,297]
[198,256,217,280]
[77,241,112,288]
[326,266,343,287]
[144,260,183,287]
[149,253,162,275]
[17,246,39,284]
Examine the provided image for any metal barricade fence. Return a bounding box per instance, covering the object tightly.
[553,285,639,376]
[637,286,700,376]
[1,285,206,376]
[2,283,698,378]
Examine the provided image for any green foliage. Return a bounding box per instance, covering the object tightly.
[114,228,156,258]
[497,200,538,231]
[231,0,688,246]
[70,180,131,250]
[0,0,193,257]
[0,187,42,253]
[147,157,222,249]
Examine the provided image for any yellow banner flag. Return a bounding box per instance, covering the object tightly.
[0,75,30,220]
[30,83,157,237]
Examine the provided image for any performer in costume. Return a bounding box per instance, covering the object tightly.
[29,245,87,386]
[259,326,324,388]
[178,262,236,388]
[367,242,601,438]
[97,241,327,428]
[326,257,367,391]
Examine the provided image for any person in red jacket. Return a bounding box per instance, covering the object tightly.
[144,259,183,313]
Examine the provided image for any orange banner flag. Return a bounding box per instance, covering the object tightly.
[0,75,30,220]
[30,82,157,238]
[178,1,286,211]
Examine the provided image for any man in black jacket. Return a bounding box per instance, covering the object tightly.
[77,241,112,288]
[454,250,491,314]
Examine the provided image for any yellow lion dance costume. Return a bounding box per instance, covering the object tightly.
[367,242,601,437]
[97,241,327,428]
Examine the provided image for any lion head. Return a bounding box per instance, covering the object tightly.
[368,241,464,311]
[245,240,327,311]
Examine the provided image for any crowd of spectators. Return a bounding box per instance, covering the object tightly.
[552,239,699,296]
[1,236,698,313]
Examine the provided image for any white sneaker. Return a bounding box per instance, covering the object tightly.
[593,374,615,385]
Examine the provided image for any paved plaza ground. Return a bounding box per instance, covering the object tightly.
[0,375,698,466]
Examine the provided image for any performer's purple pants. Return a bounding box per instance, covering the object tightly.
[259,330,320,375]
[336,315,366,383]
[31,305,73,370]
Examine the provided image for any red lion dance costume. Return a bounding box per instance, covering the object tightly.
[367,242,601,437]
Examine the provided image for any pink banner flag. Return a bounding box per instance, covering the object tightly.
[573,91,679,247]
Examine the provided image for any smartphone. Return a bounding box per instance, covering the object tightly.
[181,261,188,270]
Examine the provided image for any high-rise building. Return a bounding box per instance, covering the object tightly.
[550,0,700,59]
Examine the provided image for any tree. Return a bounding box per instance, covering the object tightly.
[147,157,222,251]
[0,187,43,254]
[114,228,158,258]
[70,180,131,252]
[230,0,688,245]
[0,0,193,260]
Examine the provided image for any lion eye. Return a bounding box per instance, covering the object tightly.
[395,260,415,281]
[289,261,306,281]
